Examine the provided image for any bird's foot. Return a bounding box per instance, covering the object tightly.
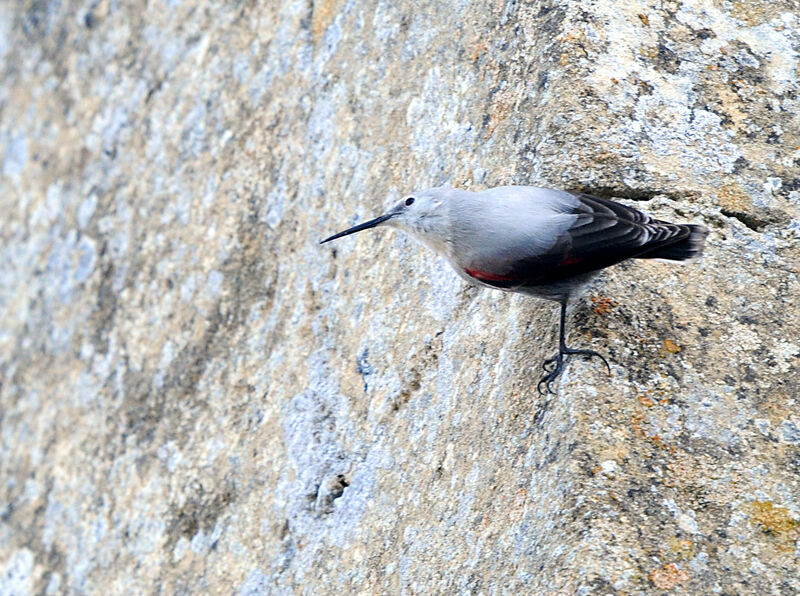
[562,347,611,374]
[538,348,611,395]
[538,356,565,395]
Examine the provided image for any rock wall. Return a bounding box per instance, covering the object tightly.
[1,0,798,593]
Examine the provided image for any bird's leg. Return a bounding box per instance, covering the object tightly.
[560,299,611,372]
[538,300,610,395]
[538,300,569,394]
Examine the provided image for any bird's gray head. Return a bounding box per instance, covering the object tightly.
[320,187,453,247]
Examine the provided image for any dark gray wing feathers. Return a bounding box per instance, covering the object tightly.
[570,193,690,256]
[495,193,703,287]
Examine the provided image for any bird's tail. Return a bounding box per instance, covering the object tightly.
[640,224,708,261]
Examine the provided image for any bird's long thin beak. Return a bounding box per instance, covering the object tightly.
[319,213,394,244]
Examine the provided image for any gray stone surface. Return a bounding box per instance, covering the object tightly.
[1,0,799,593]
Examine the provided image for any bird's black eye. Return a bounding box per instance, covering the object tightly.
[405,197,415,206]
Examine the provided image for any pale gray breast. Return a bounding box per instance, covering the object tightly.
[447,186,580,273]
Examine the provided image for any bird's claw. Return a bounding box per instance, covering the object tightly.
[537,348,611,395]
[537,373,557,395]
[563,347,611,374]
[538,356,564,395]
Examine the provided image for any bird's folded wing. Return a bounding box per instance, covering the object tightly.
[500,193,691,286]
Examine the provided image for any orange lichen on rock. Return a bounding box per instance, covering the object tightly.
[668,538,694,560]
[663,339,682,354]
[310,0,342,40]
[630,412,646,438]
[717,183,752,213]
[472,40,488,61]
[591,296,616,315]
[663,456,691,488]
[647,434,677,453]
[649,563,689,589]
[750,501,799,536]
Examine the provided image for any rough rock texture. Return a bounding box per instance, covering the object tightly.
[1,0,799,594]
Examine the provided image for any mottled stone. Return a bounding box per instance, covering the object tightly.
[1,0,798,594]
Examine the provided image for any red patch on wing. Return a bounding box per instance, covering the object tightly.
[559,254,581,266]
[464,268,515,282]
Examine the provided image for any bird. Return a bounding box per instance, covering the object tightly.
[320,186,708,393]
